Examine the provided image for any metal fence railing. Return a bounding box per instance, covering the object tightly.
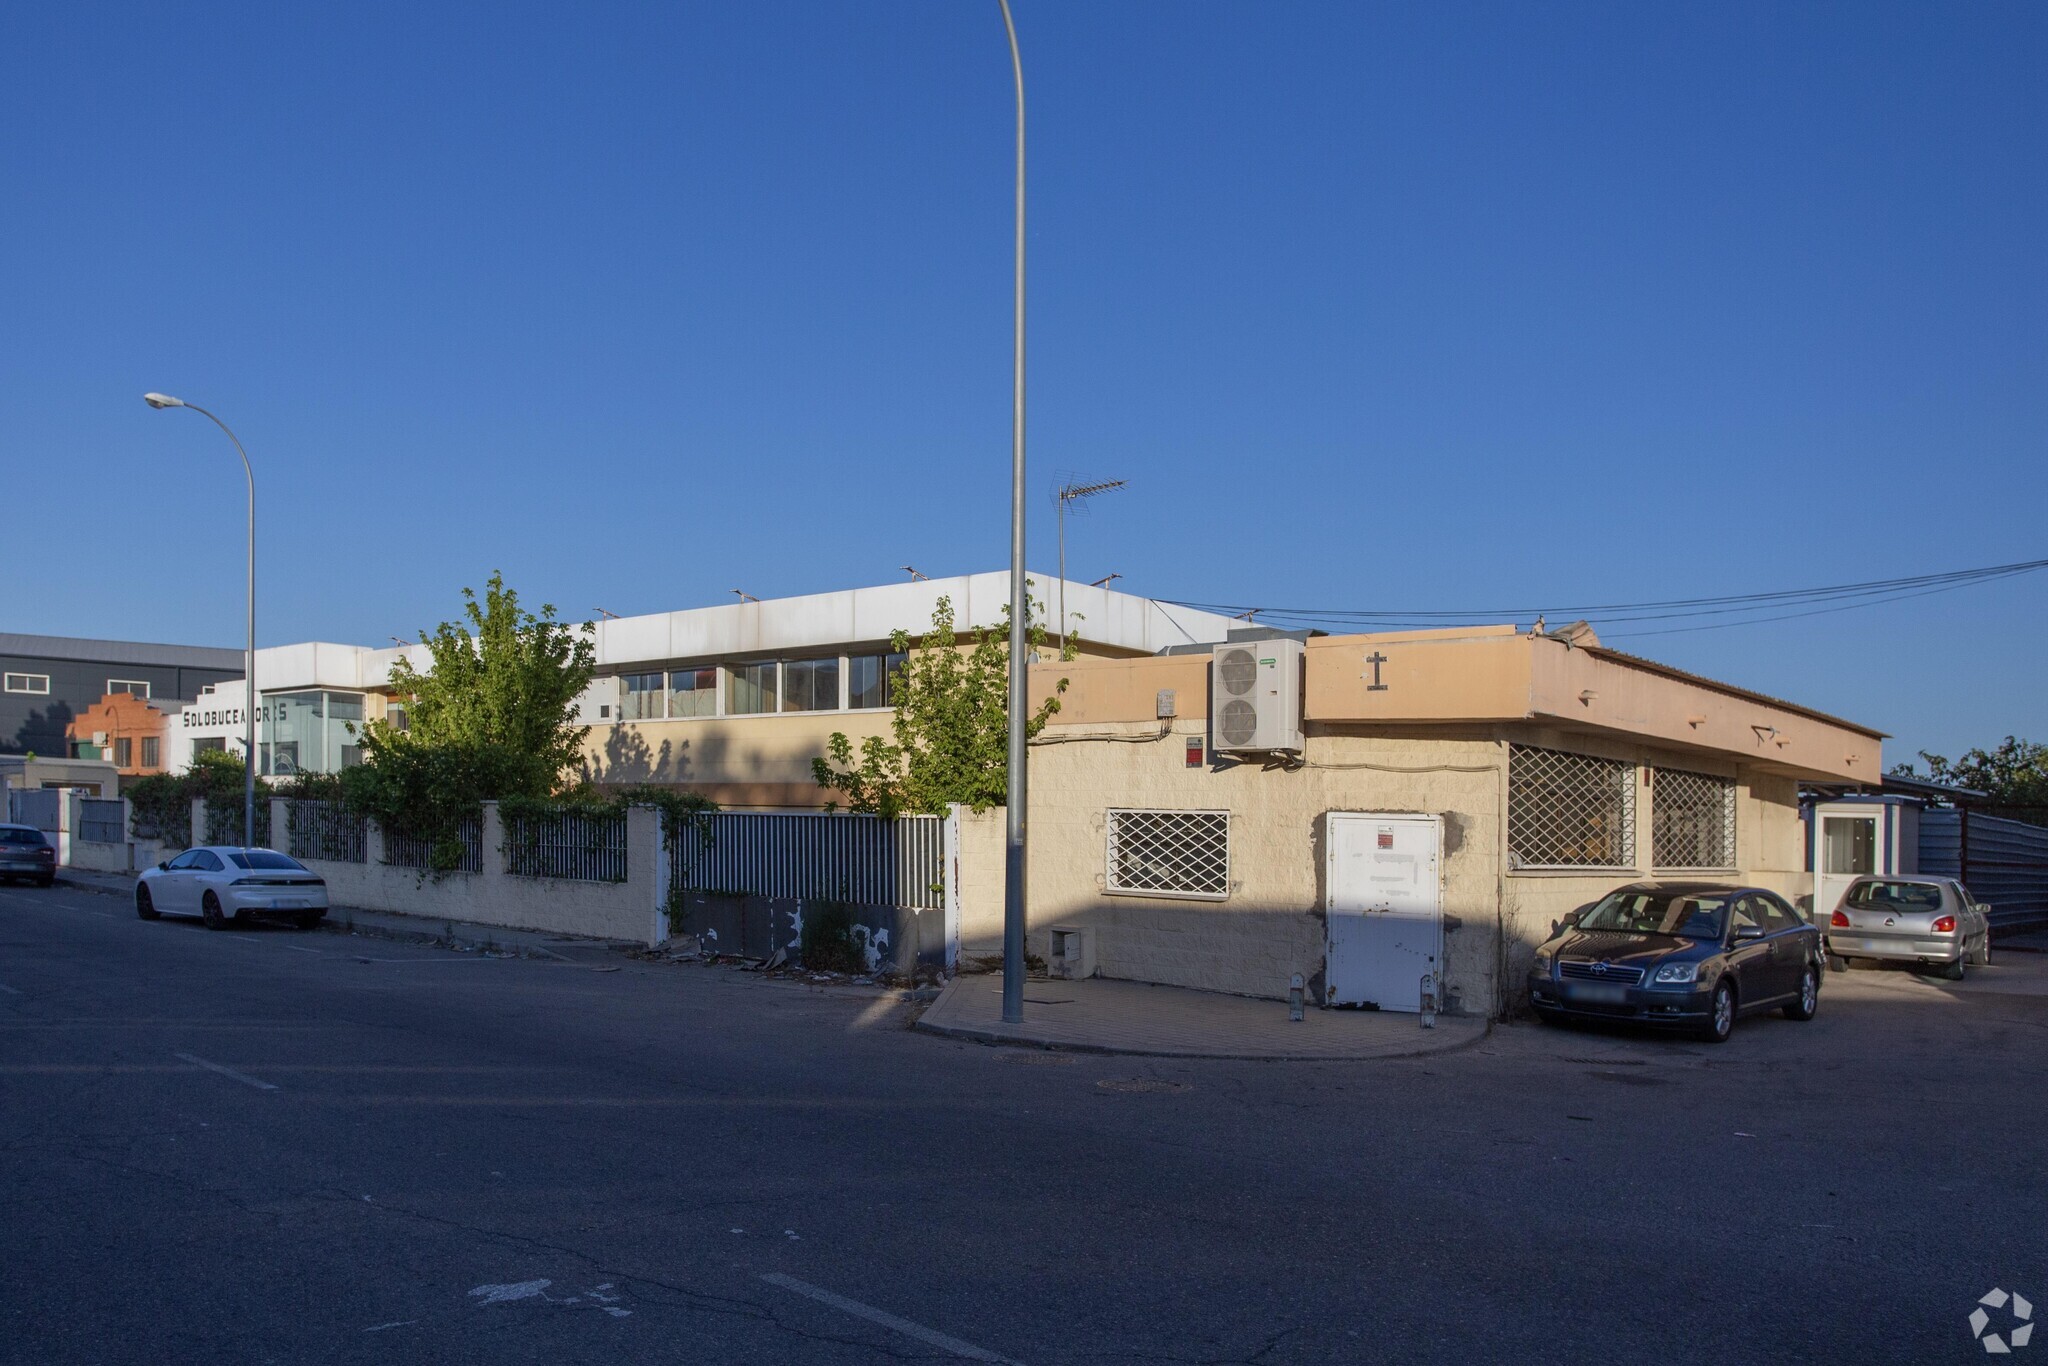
[669,811,945,909]
[384,820,483,874]
[204,800,271,849]
[286,800,367,864]
[79,799,127,844]
[502,808,629,882]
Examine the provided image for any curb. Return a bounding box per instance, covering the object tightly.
[912,1012,1494,1063]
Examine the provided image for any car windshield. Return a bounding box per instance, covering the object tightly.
[1846,881,1943,913]
[1578,891,1730,940]
[0,828,45,846]
[227,850,307,871]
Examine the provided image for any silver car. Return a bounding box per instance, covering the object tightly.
[136,846,329,930]
[1825,875,1991,980]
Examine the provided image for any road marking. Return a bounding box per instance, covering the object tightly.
[0,983,19,995]
[214,935,323,954]
[363,1321,416,1333]
[760,1273,1025,1364]
[174,1051,279,1091]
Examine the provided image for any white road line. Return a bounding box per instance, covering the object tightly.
[760,1273,1025,1365]
[174,1052,280,1091]
[214,935,323,954]
[0,983,19,995]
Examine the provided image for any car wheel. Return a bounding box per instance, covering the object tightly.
[1783,965,1819,1021]
[1700,979,1736,1044]
[294,911,324,931]
[201,892,227,931]
[136,886,160,920]
[35,875,54,888]
[1970,935,1992,968]
[1939,957,1966,982]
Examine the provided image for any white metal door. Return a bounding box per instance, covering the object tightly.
[1325,813,1443,1011]
[1816,813,1878,920]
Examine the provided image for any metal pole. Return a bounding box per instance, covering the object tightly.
[186,404,257,848]
[997,0,1027,1025]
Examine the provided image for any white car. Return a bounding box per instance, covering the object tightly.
[137,846,329,930]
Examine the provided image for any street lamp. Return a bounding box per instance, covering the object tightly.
[143,393,258,849]
[1055,478,1126,645]
[996,0,1028,1026]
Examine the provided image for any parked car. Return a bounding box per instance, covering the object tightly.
[1528,881,1822,1043]
[136,847,328,930]
[1825,875,1991,981]
[0,824,57,887]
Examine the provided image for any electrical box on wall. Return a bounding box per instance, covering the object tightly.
[1210,639,1304,754]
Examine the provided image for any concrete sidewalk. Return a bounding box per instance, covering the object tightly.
[916,972,1487,1060]
[55,867,637,964]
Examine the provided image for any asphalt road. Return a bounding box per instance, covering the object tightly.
[2,878,2044,1365]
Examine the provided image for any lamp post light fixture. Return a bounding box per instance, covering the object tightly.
[143,393,258,849]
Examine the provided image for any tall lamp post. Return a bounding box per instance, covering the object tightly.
[996,0,1028,1025]
[143,393,257,849]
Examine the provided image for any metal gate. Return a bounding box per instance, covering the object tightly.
[8,789,61,833]
[1324,812,1443,1012]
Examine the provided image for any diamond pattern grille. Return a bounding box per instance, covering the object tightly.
[1652,767,1736,869]
[1509,745,1636,869]
[1106,809,1230,900]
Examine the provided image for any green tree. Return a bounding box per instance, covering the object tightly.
[339,574,597,870]
[812,594,1067,818]
[359,571,596,796]
[1893,736,2048,810]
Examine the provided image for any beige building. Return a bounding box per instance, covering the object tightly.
[1007,625,1882,1018]
[573,572,1240,807]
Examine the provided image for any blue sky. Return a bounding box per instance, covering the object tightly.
[4,2,2042,765]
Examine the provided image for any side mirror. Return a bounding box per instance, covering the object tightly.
[1551,911,1579,936]
[1977,903,1992,917]
[157,861,169,871]
[1734,925,1766,942]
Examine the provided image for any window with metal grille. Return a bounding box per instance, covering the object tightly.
[1105,808,1230,900]
[1652,767,1736,870]
[1508,745,1636,870]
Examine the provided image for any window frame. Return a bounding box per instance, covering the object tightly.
[107,679,152,699]
[4,673,51,695]
[1649,766,1738,873]
[1104,807,1232,902]
[1507,744,1639,873]
[618,671,668,722]
[779,657,843,714]
[725,661,780,716]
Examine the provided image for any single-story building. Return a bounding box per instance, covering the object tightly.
[1010,624,1883,1019]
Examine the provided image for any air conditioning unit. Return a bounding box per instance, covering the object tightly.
[1210,639,1304,754]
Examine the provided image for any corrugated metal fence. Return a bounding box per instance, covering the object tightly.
[669,811,945,910]
[1920,809,2048,930]
[79,799,126,845]
[503,809,628,882]
[8,789,61,832]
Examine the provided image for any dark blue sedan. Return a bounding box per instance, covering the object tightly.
[1528,882,1823,1043]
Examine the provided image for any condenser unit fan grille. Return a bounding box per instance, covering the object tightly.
[1216,648,1258,696]
[1219,698,1260,747]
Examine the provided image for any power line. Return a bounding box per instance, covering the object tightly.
[1160,555,2048,638]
